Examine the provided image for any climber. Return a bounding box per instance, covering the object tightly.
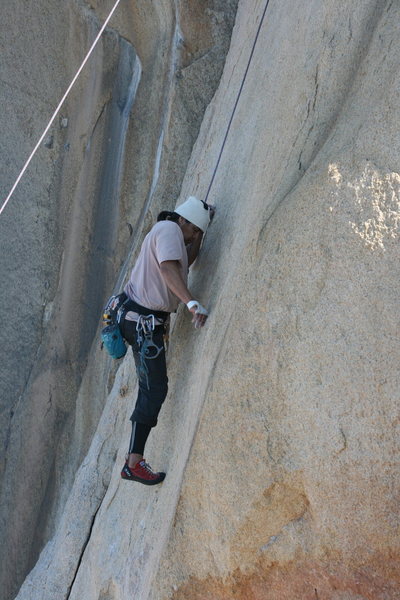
[120,196,213,485]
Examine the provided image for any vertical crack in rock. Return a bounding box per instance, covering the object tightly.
[79,35,141,326]
[0,14,141,599]
[66,500,103,600]
[312,64,319,112]
[136,1,182,220]
[87,102,108,150]
[115,1,184,291]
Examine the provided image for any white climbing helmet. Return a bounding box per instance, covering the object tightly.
[175,196,210,232]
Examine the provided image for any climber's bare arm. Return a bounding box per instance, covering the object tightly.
[160,260,194,304]
[160,260,208,327]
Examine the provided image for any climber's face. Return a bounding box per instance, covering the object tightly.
[178,217,201,244]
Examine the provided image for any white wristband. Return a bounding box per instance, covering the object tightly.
[187,300,208,315]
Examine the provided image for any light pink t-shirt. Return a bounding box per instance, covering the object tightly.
[124,220,188,318]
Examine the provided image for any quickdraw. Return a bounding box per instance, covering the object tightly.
[136,315,164,389]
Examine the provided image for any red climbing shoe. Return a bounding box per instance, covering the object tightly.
[121,460,166,486]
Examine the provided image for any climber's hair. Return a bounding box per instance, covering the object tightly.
[157,211,181,223]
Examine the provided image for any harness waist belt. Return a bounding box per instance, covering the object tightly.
[123,297,169,321]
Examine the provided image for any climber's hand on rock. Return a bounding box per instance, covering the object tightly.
[192,311,208,329]
[187,301,208,329]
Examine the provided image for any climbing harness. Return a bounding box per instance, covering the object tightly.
[1,0,123,216]
[102,292,129,326]
[204,0,271,204]
[100,290,167,386]
[135,315,164,389]
[136,315,164,359]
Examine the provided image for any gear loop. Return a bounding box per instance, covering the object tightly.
[135,315,164,389]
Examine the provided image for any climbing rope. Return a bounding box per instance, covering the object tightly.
[204,0,270,204]
[0,0,123,217]
[2,0,270,215]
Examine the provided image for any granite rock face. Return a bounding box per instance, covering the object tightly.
[2,0,400,599]
[0,1,237,598]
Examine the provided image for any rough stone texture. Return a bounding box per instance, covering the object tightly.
[2,0,400,599]
[0,1,237,599]
[152,1,400,598]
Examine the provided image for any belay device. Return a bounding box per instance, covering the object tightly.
[101,292,128,359]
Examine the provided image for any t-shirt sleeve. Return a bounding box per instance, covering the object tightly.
[155,222,184,264]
